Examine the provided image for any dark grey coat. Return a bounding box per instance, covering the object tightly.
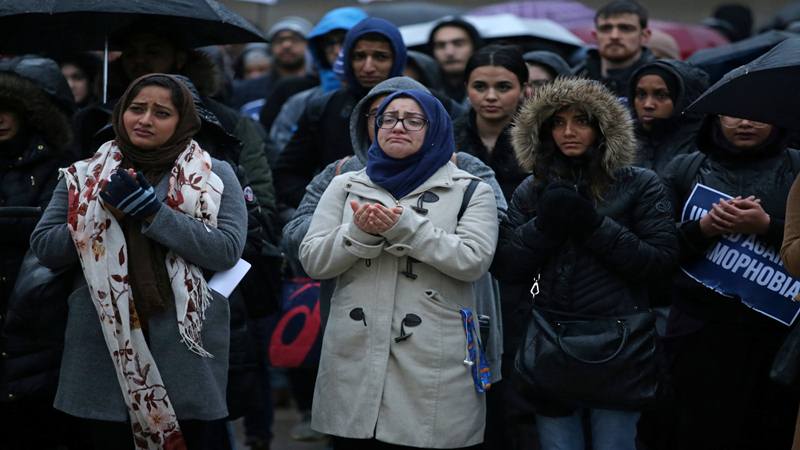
[29,157,247,421]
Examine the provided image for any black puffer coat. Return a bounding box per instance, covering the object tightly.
[0,57,74,402]
[629,60,710,175]
[493,78,679,353]
[454,110,529,202]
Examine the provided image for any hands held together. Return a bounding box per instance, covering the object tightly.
[699,196,770,237]
[99,167,162,221]
[535,181,603,241]
[350,201,403,235]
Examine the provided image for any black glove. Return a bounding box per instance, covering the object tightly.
[565,193,603,238]
[535,182,577,239]
[100,168,161,221]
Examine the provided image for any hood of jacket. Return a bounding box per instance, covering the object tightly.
[308,7,367,70]
[108,49,222,99]
[349,77,430,164]
[523,50,572,77]
[406,50,446,93]
[629,59,710,124]
[342,17,407,95]
[0,56,74,150]
[511,77,636,179]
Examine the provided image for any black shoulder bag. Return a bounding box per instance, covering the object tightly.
[514,275,659,410]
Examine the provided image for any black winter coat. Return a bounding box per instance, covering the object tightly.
[662,120,799,324]
[572,47,656,98]
[454,111,528,202]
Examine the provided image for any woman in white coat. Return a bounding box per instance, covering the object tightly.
[300,89,498,449]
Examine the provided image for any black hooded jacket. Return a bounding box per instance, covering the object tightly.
[662,116,800,324]
[493,78,679,359]
[629,60,710,175]
[0,57,75,403]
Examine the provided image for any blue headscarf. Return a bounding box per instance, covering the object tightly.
[366,90,455,200]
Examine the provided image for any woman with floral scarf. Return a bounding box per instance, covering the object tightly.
[30,73,247,450]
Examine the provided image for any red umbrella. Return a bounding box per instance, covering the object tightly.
[570,20,728,60]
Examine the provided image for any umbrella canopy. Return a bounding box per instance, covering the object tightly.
[361,2,466,27]
[570,20,728,60]
[468,0,595,28]
[686,30,796,84]
[400,13,584,50]
[0,0,266,54]
[685,37,800,130]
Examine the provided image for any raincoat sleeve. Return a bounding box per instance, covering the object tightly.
[781,174,800,276]
[381,181,498,282]
[29,179,79,269]
[581,170,679,280]
[282,160,339,263]
[299,175,385,279]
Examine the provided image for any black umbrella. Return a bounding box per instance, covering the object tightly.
[685,37,800,130]
[0,0,266,54]
[686,30,796,84]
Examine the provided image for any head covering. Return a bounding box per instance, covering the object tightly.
[111,73,201,176]
[350,76,431,163]
[522,51,572,78]
[428,17,484,52]
[405,50,446,92]
[342,17,407,94]
[632,65,680,103]
[647,29,681,59]
[267,16,313,41]
[366,89,454,199]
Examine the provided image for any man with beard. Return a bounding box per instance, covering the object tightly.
[428,17,483,105]
[573,0,653,99]
[229,16,313,115]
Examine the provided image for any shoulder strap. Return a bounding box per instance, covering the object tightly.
[788,149,800,176]
[457,179,481,221]
[334,156,352,176]
[678,152,706,195]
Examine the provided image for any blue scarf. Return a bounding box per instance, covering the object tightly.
[366,90,455,200]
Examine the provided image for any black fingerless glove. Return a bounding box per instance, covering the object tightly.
[100,168,162,221]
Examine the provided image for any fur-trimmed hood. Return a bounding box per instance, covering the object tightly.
[0,58,73,150]
[511,77,636,179]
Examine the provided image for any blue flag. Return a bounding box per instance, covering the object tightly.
[681,183,800,325]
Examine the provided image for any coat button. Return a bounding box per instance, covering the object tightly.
[344,239,352,246]
[37,144,44,150]
[7,393,13,400]
[1,352,7,358]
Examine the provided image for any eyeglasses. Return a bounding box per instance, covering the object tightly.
[718,115,770,129]
[376,114,428,131]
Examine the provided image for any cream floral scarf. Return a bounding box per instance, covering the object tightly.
[62,140,223,450]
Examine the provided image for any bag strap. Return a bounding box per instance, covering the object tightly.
[334,156,352,176]
[678,152,706,198]
[555,318,629,364]
[457,179,480,221]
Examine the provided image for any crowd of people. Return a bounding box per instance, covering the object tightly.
[2,0,800,449]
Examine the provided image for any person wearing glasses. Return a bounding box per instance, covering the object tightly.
[522,50,571,98]
[662,113,800,449]
[299,89,498,449]
[455,45,529,203]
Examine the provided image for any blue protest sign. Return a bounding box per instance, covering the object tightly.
[681,183,800,326]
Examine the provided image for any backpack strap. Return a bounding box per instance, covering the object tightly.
[677,152,706,199]
[788,149,800,176]
[334,156,352,176]
[458,179,481,221]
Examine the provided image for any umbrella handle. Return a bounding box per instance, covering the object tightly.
[103,36,108,104]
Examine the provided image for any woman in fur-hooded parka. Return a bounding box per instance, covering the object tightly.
[492,78,678,449]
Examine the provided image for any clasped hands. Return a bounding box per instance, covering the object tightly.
[99,167,161,222]
[535,181,602,240]
[350,200,402,236]
[699,195,770,237]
